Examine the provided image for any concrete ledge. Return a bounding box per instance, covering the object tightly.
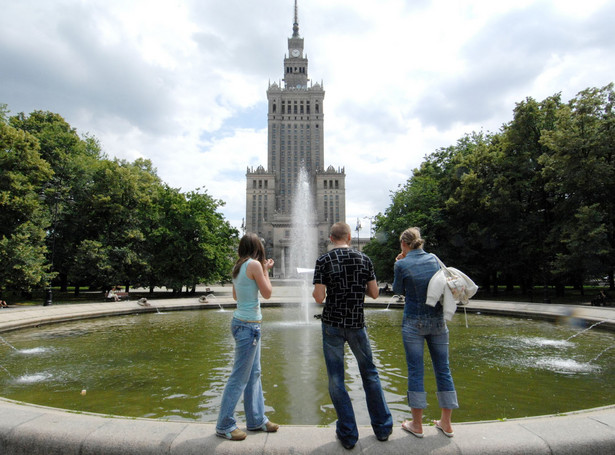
[1,289,615,454]
[1,398,614,454]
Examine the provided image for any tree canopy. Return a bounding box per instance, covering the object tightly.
[365,84,615,295]
[1,109,238,300]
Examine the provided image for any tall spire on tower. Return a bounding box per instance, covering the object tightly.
[292,0,300,37]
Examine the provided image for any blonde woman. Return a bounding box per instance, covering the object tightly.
[393,227,458,438]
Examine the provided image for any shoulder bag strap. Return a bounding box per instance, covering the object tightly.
[432,254,452,277]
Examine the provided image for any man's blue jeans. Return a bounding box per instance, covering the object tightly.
[216,318,269,433]
[402,316,459,410]
[322,322,393,445]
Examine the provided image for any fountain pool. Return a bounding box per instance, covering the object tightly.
[1,308,614,426]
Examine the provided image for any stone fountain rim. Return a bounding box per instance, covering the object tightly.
[1,293,615,454]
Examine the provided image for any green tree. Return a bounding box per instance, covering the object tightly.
[144,186,237,293]
[541,84,615,290]
[9,111,102,292]
[0,119,53,296]
[365,167,443,283]
[447,94,561,295]
[5,106,240,297]
[66,158,161,292]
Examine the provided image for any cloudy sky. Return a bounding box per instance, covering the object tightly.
[2,0,614,236]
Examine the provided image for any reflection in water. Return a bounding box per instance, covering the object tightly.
[276,319,324,423]
[0,309,614,425]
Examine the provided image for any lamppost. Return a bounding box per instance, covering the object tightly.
[355,218,362,250]
[362,216,374,240]
[44,191,59,306]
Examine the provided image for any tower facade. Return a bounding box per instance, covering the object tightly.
[245,2,346,277]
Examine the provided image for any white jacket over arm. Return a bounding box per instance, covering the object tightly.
[426,267,478,321]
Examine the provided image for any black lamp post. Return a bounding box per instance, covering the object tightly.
[44,286,53,306]
[43,191,59,306]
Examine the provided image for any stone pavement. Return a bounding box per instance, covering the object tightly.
[1,286,615,454]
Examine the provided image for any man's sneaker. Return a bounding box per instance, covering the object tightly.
[216,428,247,440]
[249,421,279,432]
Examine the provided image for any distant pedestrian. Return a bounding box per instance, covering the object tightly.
[313,222,393,450]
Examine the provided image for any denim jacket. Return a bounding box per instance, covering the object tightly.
[392,249,442,318]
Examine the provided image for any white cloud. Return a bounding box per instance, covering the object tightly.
[1,0,614,241]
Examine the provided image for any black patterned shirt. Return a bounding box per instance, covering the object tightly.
[313,247,376,329]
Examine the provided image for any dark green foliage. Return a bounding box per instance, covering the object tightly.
[0,118,53,295]
[367,84,615,294]
[1,108,238,299]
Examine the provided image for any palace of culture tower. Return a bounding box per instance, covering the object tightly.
[245,1,346,277]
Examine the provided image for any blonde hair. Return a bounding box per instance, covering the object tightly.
[400,227,424,250]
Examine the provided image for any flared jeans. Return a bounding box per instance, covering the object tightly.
[322,322,393,446]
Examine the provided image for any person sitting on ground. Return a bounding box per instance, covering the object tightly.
[0,300,8,308]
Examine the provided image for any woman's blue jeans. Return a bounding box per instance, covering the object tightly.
[216,318,268,433]
[402,316,459,410]
[322,323,393,445]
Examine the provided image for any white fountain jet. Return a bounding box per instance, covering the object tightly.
[289,167,318,324]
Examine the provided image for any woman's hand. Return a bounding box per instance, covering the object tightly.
[396,252,406,261]
[263,258,274,271]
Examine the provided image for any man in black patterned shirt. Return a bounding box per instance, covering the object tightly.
[312,222,392,450]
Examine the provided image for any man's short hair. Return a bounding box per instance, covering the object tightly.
[330,222,351,241]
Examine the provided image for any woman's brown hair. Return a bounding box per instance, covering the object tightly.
[232,233,267,279]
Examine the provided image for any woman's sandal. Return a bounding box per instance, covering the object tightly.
[401,420,424,438]
[216,428,247,440]
[434,420,454,437]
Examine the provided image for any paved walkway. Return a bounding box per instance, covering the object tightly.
[1,286,615,454]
